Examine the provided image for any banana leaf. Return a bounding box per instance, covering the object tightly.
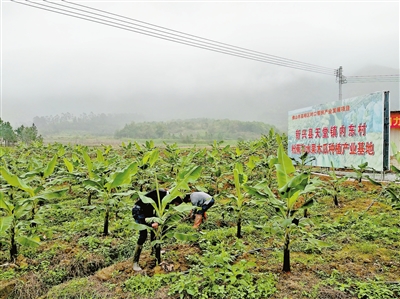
[174,232,198,242]
[0,216,13,235]
[16,235,41,248]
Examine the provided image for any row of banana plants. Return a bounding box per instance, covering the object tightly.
[1,130,399,276]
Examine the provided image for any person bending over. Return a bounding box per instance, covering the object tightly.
[183,191,215,229]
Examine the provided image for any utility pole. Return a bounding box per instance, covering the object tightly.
[336,66,347,101]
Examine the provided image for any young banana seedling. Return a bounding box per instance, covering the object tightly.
[245,137,321,272]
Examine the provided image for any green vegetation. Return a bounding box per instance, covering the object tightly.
[27,113,280,142]
[115,118,279,141]
[0,132,399,299]
[0,118,42,146]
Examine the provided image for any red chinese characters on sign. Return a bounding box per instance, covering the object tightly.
[390,112,400,128]
[291,142,375,156]
[291,105,350,120]
[295,123,368,140]
[293,122,375,156]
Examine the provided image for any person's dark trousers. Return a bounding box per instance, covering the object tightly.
[136,219,155,248]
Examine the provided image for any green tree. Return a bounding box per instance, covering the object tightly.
[0,119,17,146]
[15,123,43,144]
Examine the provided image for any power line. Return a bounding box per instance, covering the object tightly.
[345,75,399,83]
[61,0,334,74]
[11,0,337,76]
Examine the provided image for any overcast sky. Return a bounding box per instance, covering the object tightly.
[1,0,399,131]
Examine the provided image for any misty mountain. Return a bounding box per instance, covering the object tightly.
[115,118,279,141]
[32,113,279,141]
[33,112,146,136]
[27,65,399,135]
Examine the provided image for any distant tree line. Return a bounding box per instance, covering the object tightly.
[114,118,279,141]
[33,112,145,136]
[17,113,279,142]
[0,119,43,146]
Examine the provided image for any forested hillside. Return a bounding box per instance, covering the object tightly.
[115,118,279,141]
[32,113,280,141]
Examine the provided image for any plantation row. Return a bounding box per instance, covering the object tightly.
[0,131,399,298]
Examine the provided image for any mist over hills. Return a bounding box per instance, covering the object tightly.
[32,112,146,136]
[13,65,399,134]
[32,114,279,141]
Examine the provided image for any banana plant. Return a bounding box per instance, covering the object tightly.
[391,142,400,166]
[82,157,139,236]
[143,165,202,264]
[260,128,284,157]
[54,146,95,204]
[291,151,316,172]
[0,159,67,227]
[136,149,162,192]
[365,175,400,210]
[245,155,260,179]
[231,155,279,238]
[0,191,41,260]
[245,138,317,272]
[206,141,226,194]
[229,162,248,238]
[162,142,182,176]
[322,162,348,207]
[61,155,79,194]
[159,145,203,190]
[350,162,370,184]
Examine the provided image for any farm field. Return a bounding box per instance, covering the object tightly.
[1,134,400,299]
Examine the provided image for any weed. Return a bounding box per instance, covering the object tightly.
[168,267,277,299]
[42,268,68,286]
[323,270,399,299]
[354,242,378,254]
[199,227,237,247]
[352,279,396,299]
[78,236,102,250]
[0,268,18,281]
[123,272,177,296]
[44,277,114,299]
[301,283,321,298]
